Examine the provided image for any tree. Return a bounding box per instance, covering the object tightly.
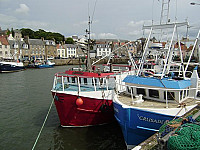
[65,37,74,44]
[20,28,35,38]
[20,28,65,44]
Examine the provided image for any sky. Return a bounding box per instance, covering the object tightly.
[0,0,199,40]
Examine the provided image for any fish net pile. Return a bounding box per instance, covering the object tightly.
[158,115,200,150]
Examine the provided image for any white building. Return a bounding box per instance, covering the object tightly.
[95,42,112,57]
[64,44,77,58]
[57,44,66,58]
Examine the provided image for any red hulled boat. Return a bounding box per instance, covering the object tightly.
[51,69,119,127]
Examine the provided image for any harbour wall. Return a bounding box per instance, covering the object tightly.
[24,58,130,66]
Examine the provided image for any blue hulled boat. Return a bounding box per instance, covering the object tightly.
[112,7,200,148]
[34,60,55,68]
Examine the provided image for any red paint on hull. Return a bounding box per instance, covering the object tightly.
[52,92,115,127]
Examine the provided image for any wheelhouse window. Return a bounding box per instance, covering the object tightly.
[84,78,87,85]
[164,91,175,100]
[127,87,131,93]
[136,88,146,96]
[92,78,97,86]
[72,77,75,83]
[149,89,159,98]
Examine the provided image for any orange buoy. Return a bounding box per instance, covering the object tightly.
[76,97,83,106]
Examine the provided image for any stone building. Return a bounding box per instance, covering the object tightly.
[0,35,10,60]
[44,40,57,59]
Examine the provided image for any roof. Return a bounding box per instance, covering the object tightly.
[29,39,44,45]
[123,75,191,89]
[0,35,9,45]
[64,44,77,48]
[8,40,26,49]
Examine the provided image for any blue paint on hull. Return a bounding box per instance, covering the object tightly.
[35,64,54,68]
[113,102,174,148]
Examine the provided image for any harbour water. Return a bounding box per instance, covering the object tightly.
[0,65,126,150]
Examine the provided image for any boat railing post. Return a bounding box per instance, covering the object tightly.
[166,90,168,108]
[77,76,81,93]
[130,86,134,104]
[53,75,57,90]
[62,76,64,91]
[106,78,108,91]
[115,78,118,96]
[93,77,96,91]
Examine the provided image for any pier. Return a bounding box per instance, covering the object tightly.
[23,58,130,66]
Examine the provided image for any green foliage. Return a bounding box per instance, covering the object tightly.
[6,29,11,36]
[20,28,65,44]
[65,37,74,44]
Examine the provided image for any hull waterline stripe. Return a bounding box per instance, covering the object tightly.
[137,126,159,132]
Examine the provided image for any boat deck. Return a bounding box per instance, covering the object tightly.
[117,92,199,108]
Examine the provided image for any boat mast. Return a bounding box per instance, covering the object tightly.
[86,16,92,72]
[160,0,170,24]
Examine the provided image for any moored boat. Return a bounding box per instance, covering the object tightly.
[0,61,25,72]
[51,69,117,127]
[34,60,55,68]
[112,1,200,148]
[51,16,136,127]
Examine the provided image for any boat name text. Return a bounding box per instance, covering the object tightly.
[137,114,167,124]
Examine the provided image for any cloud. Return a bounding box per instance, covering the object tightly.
[97,33,118,39]
[15,4,30,15]
[0,14,49,30]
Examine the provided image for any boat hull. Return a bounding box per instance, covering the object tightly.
[0,65,25,72]
[113,102,178,149]
[35,64,54,68]
[52,92,114,127]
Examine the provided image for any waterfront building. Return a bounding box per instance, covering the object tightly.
[0,35,10,60]
[112,40,129,58]
[95,40,112,58]
[64,44,77,58]
[127,41,138,56]
[44,39,57,59]
[56,44,66,58]
[24,36,45,60]
[8,39,22,60]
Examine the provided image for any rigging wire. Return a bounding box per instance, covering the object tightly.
[87,0,98,38]
[152,0,155,25]
[91,0,98,24]
[175,0,177,22]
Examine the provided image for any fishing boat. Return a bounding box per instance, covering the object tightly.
[51,16,136,127]
[34,60,55,68]
[0,60,25,72]
[112,1,200,148]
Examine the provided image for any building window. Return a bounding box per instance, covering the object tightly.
[0,45,2,48]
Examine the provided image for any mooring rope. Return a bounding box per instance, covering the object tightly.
[31,98,54,150]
